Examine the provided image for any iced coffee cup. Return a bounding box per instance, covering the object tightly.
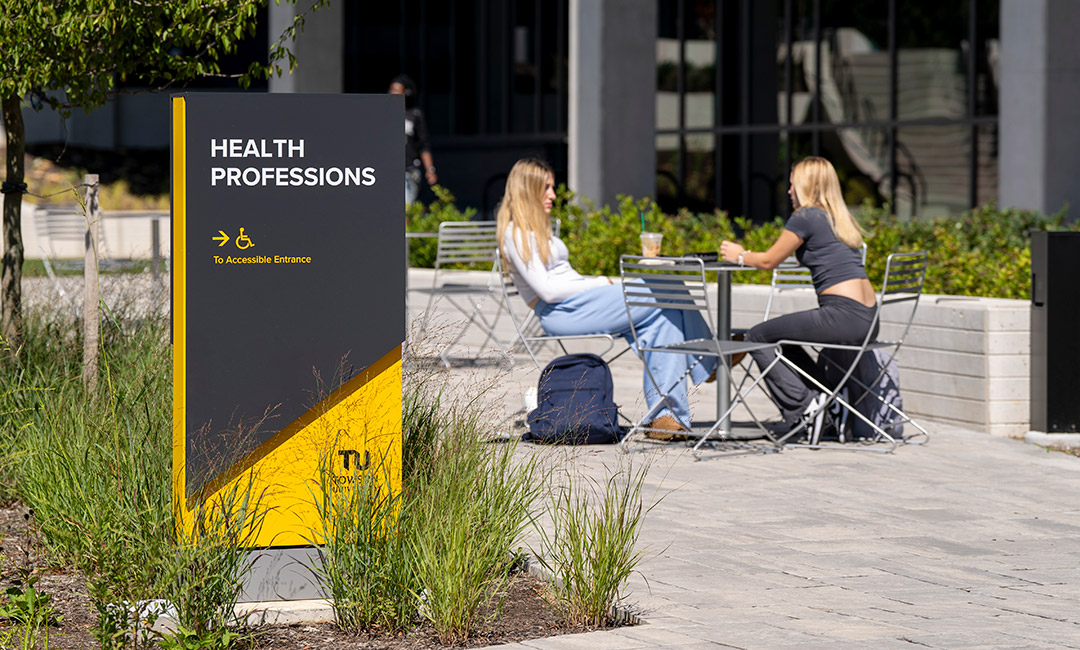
[640,232,663,257]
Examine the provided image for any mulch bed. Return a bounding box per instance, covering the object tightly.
[0,504,620,649]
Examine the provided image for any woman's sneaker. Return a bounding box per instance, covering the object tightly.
[827,388,850,442]
[802,392,827,445]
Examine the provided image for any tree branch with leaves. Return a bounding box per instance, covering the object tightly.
[0,0,327,360]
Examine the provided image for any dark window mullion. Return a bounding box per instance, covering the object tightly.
[534,0,543,133]
[419,1,427,108]
[503,0,513,134]
[888,0,898,209]
[479,0,488,133]
[449,0,457,135]
[714,0,723,211]
[741,0,751,216]
[783,0,793,217]
[399,1,408,74]
[676,0,686,204]
[968,0,979,209]
[812,0,821,155]
[657,113,999,136]
[556,0,566,133]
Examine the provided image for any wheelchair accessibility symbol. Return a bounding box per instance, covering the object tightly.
[236,228,254,250]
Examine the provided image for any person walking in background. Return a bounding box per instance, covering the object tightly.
[388,74,437,204]
[497,158,717,439]
[719,156,877,439]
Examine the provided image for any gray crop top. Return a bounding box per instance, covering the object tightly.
[784,206,867,293]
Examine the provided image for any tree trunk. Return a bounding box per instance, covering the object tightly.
[1,93,24,360]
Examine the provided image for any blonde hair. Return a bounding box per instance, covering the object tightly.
[790,156,865,248]
[496,158,554,267]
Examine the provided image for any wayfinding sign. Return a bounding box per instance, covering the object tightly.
[172,93,403,547]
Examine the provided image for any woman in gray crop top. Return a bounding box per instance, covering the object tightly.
[718,156,878,437]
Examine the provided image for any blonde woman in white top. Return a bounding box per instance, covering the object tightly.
[498,158,716,436]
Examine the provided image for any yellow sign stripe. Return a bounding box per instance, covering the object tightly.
[176,353,402,547]
[171,96,188,516]
[186,345,402,509]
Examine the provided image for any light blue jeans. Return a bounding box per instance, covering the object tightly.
[535,282,716,425]
[405,170,421,205]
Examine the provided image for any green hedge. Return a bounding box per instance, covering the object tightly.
[406,185,1077,300]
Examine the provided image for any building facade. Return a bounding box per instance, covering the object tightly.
[22,0,1080,221]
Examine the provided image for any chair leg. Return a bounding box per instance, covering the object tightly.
[772,356,899,453]
[691,353,783,458]
[842,373,930,445]
[437,293,509,366]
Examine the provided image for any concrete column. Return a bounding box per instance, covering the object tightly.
[268,1,344,94]
[1000,0,1080,219]
[569,0,656,208]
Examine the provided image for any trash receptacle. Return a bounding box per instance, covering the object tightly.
[1030,230,1080,433]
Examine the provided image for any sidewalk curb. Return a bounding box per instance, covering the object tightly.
[1025,430,1080,449]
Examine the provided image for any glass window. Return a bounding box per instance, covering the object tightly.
[656,134,681,213]
[894,125,971,219]
[896,1,969,121]
[777,132,815,215]
[974,123,998,207]
[655,0,997,219]
[684,134,716,210]
[976,2,1000,117]
[826,128,890,210]
[794,0,889,126]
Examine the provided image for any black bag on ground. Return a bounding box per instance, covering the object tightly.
[524,353,621,444]
[818,348,904,440]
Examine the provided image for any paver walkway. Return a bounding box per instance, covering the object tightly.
[406,270,1080,649]
[500,428,1080,649]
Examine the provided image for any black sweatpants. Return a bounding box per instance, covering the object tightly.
[746,294,879,424]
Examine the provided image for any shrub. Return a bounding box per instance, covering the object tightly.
[407,187,1075,299]
[858,201,1072,299]
[6,312,175,649]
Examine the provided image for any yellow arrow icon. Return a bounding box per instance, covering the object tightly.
[212,230,230,247]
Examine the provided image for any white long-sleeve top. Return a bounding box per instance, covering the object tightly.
[503,225,609,305]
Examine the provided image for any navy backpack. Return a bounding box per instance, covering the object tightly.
[524,353,621,445]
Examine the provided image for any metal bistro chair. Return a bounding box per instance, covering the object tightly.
[770,250,930,453]
[412,220,506,366]
[619,255,783,456]
[495,255,635,436]
[496,256,630,370]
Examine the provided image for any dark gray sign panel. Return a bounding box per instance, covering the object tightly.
[173,93,404,509]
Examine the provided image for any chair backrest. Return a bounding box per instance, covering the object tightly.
[620,255,715,346]
[763,256,812,320]
[434,220,499,270]
[495,256,561,368]
[876,250,928,343]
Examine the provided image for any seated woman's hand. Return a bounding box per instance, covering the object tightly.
[720,240,744,264]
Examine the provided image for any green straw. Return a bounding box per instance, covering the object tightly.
[640,211,645,232]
